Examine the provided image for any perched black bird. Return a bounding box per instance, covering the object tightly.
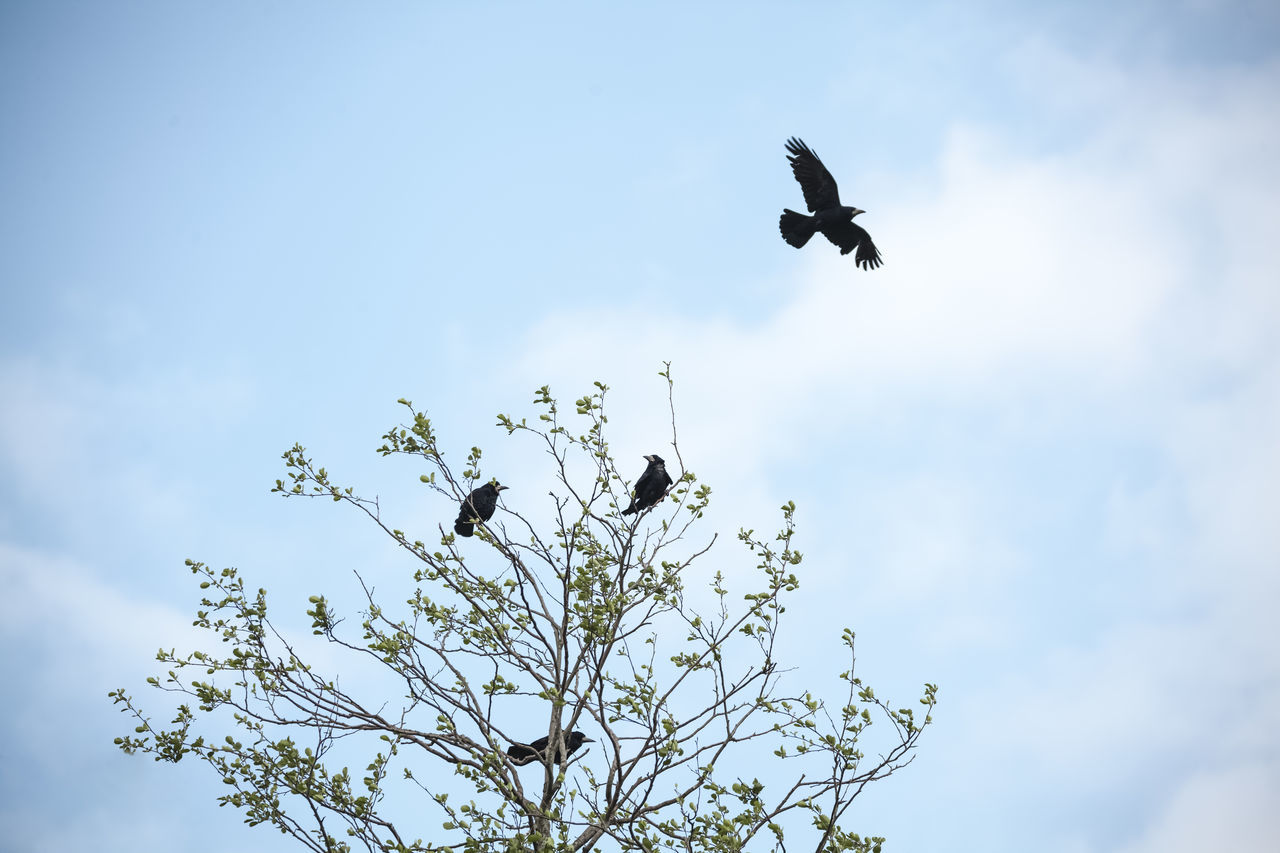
[506,730,593,766]
[779,137,882,270]
[621,454,672,516]
[453,482,508,537]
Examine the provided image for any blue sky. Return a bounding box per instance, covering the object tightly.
[2,2,1279,851]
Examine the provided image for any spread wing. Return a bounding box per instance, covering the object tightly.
[820,220,883,270]
[786,137,842,213]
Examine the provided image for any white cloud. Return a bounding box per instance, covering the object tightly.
[0,357,258,537]
[1117,764,1280,853]
[0,542,200,694]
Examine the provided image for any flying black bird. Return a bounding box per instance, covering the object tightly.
[506,730,593,766]
[453,482,508,537]
[621,454,672,516]
[779,137,882,270]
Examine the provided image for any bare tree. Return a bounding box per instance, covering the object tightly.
[111,367,936,853]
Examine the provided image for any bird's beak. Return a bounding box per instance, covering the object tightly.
[584,737,595,743]
[497,485,509,491]
[852,208,865,217]
[643,455,653,462]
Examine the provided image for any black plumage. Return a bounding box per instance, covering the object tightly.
[779,137,882,270]
[506,730,593,766]
[453,482,507,537]
[621,454,672,516]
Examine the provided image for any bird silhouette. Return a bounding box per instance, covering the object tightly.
[506,730,593,766]
[779,137,882,270]
[622,455,672,516]
[454,482,507,537]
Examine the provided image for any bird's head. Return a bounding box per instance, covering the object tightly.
[489,481,509,492]
[645,454,666,465]
[567,731,594,748]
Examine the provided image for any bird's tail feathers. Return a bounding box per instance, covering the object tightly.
[454,521,474,537]
[779,209,816,248]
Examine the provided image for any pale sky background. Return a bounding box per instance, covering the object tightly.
[2,2,1279,851]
